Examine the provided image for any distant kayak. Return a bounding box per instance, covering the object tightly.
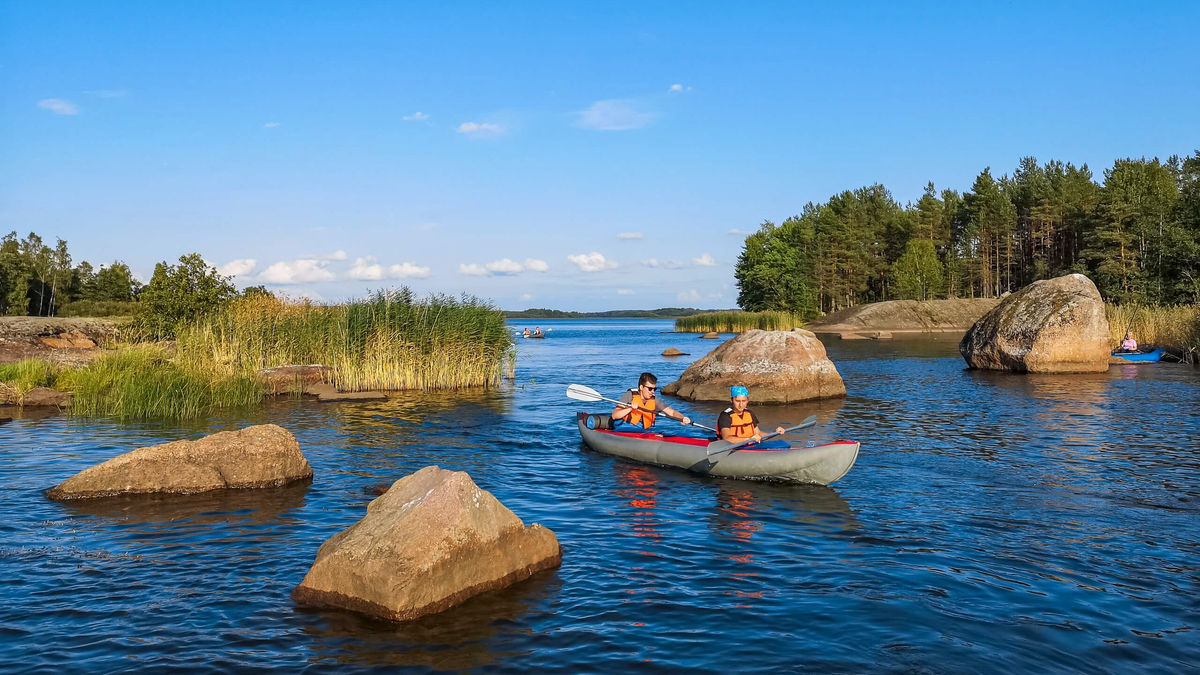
[1112,348,1165,362]
[576,412,858,485]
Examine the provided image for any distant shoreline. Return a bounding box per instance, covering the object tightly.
[504,308,731,320]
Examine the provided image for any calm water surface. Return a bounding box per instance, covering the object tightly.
[2,319,1197,672]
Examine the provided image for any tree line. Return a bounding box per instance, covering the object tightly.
[735,151,1200,317]
[0,231,139,315]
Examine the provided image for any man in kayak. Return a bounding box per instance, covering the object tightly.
[718,386,786,445]
[611,372,692,430]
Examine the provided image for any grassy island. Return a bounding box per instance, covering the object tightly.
[0,290,513,420]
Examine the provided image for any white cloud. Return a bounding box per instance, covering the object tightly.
[728,228,751,235]
[260,258,335,283]
[575,99,655,131]
[486,258,524,275]
[457,121,505,136]
[217,258,256,277]
[349,257,384,280]
[264,122,280,128]
[349,256,430,280]
[707,292,723,300]
[641,258,682,269]
[693,253,717,267]
[403,112,429,122]
[678,289,702,303]
[38,98,78,115]
[458,257,548,276]
[388,262,431,278]
[567,251,618,272]
[617,289,635,295]
[520,293,533,301]
[617,232,643,240]
[326,250,348,261]
[668,84,692,93]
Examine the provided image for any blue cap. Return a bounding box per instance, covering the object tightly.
[730,385,749,398]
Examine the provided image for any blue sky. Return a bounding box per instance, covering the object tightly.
[2,2,1197,311]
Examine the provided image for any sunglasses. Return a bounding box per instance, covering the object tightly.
[642,385,656,391]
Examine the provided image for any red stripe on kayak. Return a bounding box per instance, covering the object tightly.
[595,430,859,451]
[599,430,711,446]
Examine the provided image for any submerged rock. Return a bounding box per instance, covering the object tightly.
[700,332,720,339]
[1,386,72,408]
[663,329,846,403]
[46,424,312,500]
[959,273,1110,373]
[662,348,689,356]
[292,465,561,622]
[257,364,332,395]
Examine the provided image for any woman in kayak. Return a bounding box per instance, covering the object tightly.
[611,372,692,430]
[1119,332,1138,352]
[718,385,786,445]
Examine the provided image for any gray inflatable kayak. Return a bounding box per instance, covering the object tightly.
[576,412,859,485]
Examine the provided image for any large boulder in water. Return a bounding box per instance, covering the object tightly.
[959,273,1111,373]
[292,465,561,622]
[46,424,312,500]
[662,329,846,403]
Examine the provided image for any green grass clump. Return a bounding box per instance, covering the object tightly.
[0,359,64,404]
[674,310,807,333]
[1106,303,1200,360]
[60,346,262,421]
[176,289,514,392]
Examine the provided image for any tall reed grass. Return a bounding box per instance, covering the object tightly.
[177,290,514,392]
[60,346,262,420]
[0,359,63,404]
[1106,303,1200,361]
[674,310,807,333]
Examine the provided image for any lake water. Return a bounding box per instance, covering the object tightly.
[2,319,1197,672]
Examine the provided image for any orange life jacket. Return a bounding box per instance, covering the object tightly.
[626,391,658,429]
[724,409,756,438]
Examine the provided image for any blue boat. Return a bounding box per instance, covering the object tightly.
[1112,348,1165,362]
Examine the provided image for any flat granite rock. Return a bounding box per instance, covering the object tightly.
[47,424,313,500]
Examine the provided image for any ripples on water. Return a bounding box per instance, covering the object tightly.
[1,320,1197,672]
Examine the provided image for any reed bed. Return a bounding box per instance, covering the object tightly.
[60,345,262,420]
[177,290,514,392]
[1106,303,1200,360]
[674,310,807,333]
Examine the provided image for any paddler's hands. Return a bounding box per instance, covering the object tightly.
[681,415,691,426]
[752,433,763,444]
[775,426,786,435]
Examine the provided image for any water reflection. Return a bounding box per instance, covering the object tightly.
[612,464,663,548]
[56,482,312,529]
[298,570,558,670]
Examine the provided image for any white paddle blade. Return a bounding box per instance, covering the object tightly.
[566,384,604,402]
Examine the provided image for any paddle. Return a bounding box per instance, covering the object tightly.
[565,384,717,432]
[706,414,819,457]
